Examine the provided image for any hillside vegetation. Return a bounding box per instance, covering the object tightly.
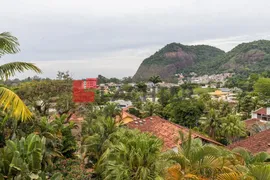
[218,40,270,73]
[133,40,270,81]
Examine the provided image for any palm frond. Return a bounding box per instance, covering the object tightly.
[0,32,20,56]
[249,165,270,180]
[0,62,42,80]
[0,87,32,121]
[217,172,246,180]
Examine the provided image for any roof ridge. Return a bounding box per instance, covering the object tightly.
[228,128,270,153]
[244,118,260,121]
[253,107,265,113]
[145,116,223,146]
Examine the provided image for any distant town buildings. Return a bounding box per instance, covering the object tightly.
[190,73,234,85]
[209,88,237,103]
[175,72,234,86]
[175,73,185,85]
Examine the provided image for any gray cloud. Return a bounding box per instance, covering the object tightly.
[1,0,270,79]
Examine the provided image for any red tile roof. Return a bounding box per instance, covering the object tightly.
[244,118,264,130]
[126,116,222,151]
[227,129,270,154]
[253,108,267,115]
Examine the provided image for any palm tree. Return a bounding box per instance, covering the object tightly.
[180,83,194,98]
[217,148,270,180]
[201,111,246,143]
[102,102,122,119]
[220,114,247,143]
[200,108,222,139]
[143,100,162,117]
[232,148,270,166]
[248,165,270,180]
[136,81,147,102]
[0,32,41,121]
[82,116,118,167]
[94,128,168,180]
[149,75,162,102]
[165,131,240,179]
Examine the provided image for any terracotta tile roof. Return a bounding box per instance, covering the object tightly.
[126,116,222,151]
[244,118,264,130]
[227,129,270,154]
[253,108,267,115]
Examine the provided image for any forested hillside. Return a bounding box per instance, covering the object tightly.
[133,40,270,81]
[133,43,225,81]
[218,40,270,73]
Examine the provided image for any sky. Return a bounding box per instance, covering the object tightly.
[1,0,270,79]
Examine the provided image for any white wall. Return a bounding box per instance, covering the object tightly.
[267,107,270,115]
[251,113,257,119]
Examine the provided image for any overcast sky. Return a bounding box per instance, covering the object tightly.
[2,0,270,79]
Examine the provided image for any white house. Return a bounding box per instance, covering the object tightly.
[251,107,270,121]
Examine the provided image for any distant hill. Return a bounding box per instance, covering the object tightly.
[133,40,270,81]
[217,40,270,73]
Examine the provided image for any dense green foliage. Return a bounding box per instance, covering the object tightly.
[254,78,270,106]
[2,32,270,180]
[95,128,167,180]
[0,134,62,179]
[53,159,91,180]
[170,99,204,127]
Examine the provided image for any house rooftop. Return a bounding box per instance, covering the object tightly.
[253,107,267,115]
[126,116,222,151]
[227,129,270,154]
[244,118,265,129]
[244,118,269,135]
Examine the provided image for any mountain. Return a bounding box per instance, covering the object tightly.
[133,43,225,81]
[133,40,270,81]
[217,40,270,73]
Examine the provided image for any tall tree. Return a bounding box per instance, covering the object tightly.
[82,116,118,167]
[56,71,72,80]
[143,100,162,117]
[16,79,75,119]
[254,78,270,106]
[200,108,221,138]
[180,83,194,98]
[171,99,204,128]
[220,114,246,143]
[149,76,162,102]
[239,94,260,119]
[158,87,171,107]
[136,82,147,102]
[102,103,121,119]
[0,32,41,121]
